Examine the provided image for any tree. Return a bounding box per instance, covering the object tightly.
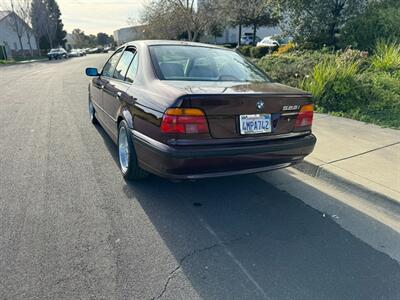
[142,0,223,41]
[30,0,66,49]
[282,0,368,49]
[16,0,34,56]
[341,0,400,50]
[96,32,112,46]
[223,0,250,46]
[71,28,87,48]
[49,0,66,48]
[221,0,280,46]
[2,0,26,52]
[207,21,225,44]
[71,29,100,48]
[141,1,185,40]
[243,0,281,46]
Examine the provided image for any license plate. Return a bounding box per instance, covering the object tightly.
[240,114,271,135]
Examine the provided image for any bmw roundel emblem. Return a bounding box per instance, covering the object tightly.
[256,100,264,111]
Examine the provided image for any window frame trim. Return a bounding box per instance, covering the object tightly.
[100,46,125,78]
[123,46,139,84]
[112,46,137,82]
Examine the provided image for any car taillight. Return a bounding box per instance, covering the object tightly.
[295,104,314,128]
[161,108,209,134]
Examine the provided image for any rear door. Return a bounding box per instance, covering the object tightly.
[103,47,137,137]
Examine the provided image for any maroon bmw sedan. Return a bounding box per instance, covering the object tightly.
[85,40,316,180]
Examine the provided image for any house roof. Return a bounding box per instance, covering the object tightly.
[0,11,11,22]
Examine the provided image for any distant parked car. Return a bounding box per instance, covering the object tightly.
[77,49,86,56]
[47,48,68,60]
[68,49,81,57]
[88,47,104,54]
[257,36,280,48]
[257,36,294,48]
[240,34,261,45]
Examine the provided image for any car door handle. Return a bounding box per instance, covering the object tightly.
[116,92,122,100]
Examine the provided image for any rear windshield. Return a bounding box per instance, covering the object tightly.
[149,45,270,83]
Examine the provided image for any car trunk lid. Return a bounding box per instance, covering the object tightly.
[169,82,312,139]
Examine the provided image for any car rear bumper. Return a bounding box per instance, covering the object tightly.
[132,130,316,179]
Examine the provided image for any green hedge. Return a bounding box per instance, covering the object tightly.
[237,46,275,58]
[250,46,271,58]
[254,45,400,128]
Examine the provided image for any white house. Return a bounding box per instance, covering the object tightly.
[202,25,282,45]
[113,25,147,46]
[0,10,38,59]
[65,33,76,50]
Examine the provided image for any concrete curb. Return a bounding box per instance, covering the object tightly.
[293,160,400,214]
[0,58,47,67]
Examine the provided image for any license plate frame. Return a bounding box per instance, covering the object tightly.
[239,114,272,135]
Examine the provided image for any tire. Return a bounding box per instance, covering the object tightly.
[88,98,98,125]
[118,120,148,180]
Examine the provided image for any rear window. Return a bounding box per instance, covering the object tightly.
[149,45,270,83]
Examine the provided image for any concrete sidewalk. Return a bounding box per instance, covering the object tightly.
[295,113,400,206]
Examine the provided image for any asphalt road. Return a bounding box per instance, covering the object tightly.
[1,54,400,300]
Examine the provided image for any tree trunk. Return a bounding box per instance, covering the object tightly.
[47,30,53,49]
[18,36,24,57]
[26,32,34,56]
[238,24,242,46]
[192,31,199,42]
[253,23,257,46]
[187,30,192,41]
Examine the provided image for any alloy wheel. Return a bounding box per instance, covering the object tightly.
[118,126,130,174]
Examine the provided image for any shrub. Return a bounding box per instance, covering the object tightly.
[336,48,369,70]
[250,46,271,58]
[302,57,366,112]
[256,50,331,87]
[341,6,400,50]
[276,42,295,55]
[255,41,400,128]
[370,40,400,73]
[237,45,252,57]
[221,43,237,49]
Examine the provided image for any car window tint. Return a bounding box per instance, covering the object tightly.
[125,53,139,83]
[113,50,135,81]
[102,48,123,77]
[149,45,270,82]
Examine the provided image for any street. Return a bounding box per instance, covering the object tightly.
[1,55,400,299]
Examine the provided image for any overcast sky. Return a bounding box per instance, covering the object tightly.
[57,0,146,35]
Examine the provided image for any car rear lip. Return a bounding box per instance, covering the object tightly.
[147,162,294,179]
[131,130,316,179]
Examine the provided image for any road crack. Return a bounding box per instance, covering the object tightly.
[153,235,249,299]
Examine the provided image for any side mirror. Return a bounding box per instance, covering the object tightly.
[85,67,99,77]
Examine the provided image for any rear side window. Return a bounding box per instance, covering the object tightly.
[102,48,123,77]
[113,50,135,81]
[125,53,139,83]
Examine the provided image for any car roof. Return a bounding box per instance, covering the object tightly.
[124,40,227,50]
